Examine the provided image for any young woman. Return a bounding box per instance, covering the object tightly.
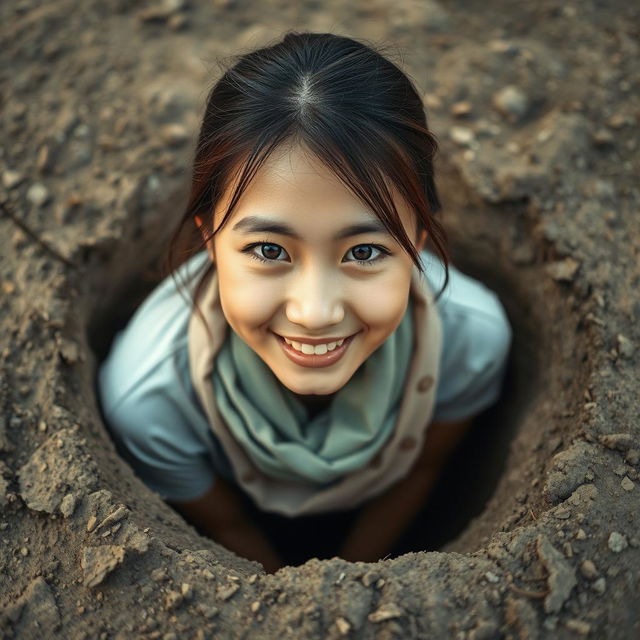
[97,31,512,573]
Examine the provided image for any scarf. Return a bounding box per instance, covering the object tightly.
[188,256,443,516]
[213,297,414,486]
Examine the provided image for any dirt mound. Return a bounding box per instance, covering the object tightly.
[1,0,638,637]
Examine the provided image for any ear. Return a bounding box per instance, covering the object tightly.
[416,229,427,253]
[195,215,216,263]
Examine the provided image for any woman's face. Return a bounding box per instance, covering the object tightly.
[197,143,426,400]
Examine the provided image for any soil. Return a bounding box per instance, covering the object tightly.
[1,0,639,638]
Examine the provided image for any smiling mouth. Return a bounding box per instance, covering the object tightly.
[275,332,353,344]
[274,332,357,368]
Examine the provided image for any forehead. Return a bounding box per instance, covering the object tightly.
[215,142,417,234]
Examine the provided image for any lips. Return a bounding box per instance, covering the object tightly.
[275,333,353,346]
[275,332,356,368]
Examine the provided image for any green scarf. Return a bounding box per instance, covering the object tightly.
[212,297,414,486]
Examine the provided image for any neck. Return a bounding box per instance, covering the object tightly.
[293,392,335,418]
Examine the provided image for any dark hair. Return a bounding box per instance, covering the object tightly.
[163,31,450,341]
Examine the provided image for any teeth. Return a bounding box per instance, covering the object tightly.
[282,336,347,354]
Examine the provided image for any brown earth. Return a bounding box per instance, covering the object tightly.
[1,0,639,638]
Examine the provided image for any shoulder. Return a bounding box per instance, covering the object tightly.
[419,251,513,421]
[420,250,509,325]
[97,251,211,418]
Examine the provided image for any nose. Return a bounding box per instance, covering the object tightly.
[285,266,345,330]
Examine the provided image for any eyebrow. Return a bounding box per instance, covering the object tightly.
[231,215,390,240]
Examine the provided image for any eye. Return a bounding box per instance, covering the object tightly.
[242,241,289,264]
[241,241,391,266]
[344,244,390,266]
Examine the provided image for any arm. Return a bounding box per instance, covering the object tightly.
[167,476,284,574]
[338,416,475,563]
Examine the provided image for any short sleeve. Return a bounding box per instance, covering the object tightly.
[97,251,219,502]
[104,385,217,503]
[432,299,512,423]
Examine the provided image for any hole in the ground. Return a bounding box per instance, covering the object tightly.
[86,160,550,570]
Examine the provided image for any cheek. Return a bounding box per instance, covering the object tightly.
[349,273,411,335]
[217,266,280,329]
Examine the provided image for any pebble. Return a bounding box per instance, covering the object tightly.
[20,546,29,556]
[335,617,351,636]
[95,506,129,533]
[160,123,189,147]
[565,619,591,635]
[536,535,577,614]
[625,450,639,465]
[196,603,219,619]
[492,86,530,122]
[488,39,520,56]
[164,590,183,610]
[591,577,606,594]
[579,559,598,580]
[37,145,52,173]
[607,114,627,129]
[450,126,475,146]
[616,334,634,359]
[361,571,379,587]
[621,476,635,491]
[1,280,15,295]
[368,602,402,623]
[599,433,634,451]
[60,493,78,518]
[450,101,472,117]
[137,0,181,19]
[167,13,187,30]
[423,93,442,110]
[150,568,167,582]
[592,128,615,147]
[11,229,27,249]
[80,545,125,588]
[2,170,24,189]
[26,183,50,207]
[216,582,240,601]
[484,571,499,583]
[607,531,628,552]
[546,257,580,282]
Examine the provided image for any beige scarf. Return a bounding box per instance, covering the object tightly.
[188,261,443,516]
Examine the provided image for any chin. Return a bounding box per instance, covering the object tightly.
[276,376,344,398]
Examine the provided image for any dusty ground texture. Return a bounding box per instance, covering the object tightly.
[1,0,639,638]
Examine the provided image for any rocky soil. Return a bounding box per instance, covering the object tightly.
[1,0,639,638]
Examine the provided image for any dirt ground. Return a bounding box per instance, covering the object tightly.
[1,0,639,638]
